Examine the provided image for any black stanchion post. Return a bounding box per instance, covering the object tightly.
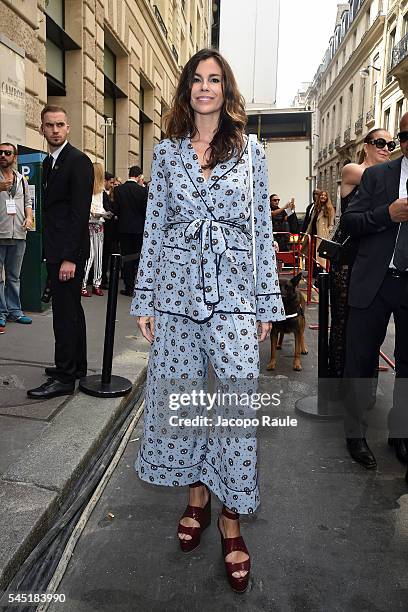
[79,254,132,398]
[295,271,342,420]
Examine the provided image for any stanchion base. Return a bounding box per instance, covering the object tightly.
[79,375,132,398]
[295,395,343,420]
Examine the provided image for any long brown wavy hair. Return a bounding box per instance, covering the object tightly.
[315,190,335,219]
[165,48,247,168]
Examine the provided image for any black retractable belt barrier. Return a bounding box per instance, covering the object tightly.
[79,254,133,398]
[295,272,343,419]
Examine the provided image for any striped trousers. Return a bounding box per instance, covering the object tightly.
[83,223,104,289]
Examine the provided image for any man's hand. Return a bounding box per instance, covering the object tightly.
[22,218,33,231]
[137,316,155,344]
[0,178,13,192]
[257,321,272,342]
[59,260,76,282]
[389,198,408,222]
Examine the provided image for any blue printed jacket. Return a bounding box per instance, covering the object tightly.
[130,136,284,323]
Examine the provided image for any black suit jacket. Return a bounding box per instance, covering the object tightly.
[113,180,147,234]
[340,157,402,308]
[301,202,314,234]
[42,142,94,264]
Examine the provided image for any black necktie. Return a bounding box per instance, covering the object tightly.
[44,155,53,188]
[393,178,408,271]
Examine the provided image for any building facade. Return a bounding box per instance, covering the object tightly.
[306,0,408,202]
[0,0,212,179]
[217,0,280,108]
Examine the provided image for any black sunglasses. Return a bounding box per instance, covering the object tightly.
[398,131,408,143]
[368,138,396,151]
[0,150,13,157]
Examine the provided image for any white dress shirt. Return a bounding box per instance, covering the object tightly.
[389,155,408,269]
[50,140,68,168]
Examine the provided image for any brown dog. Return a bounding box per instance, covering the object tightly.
[267,273,308,372]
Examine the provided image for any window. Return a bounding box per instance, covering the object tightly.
[395,99,404,134]
[46,38,64,86]
[365,8,370,31]
[348,84,354,126]
[403,13,408,37]
[44,0,64,28]
[326,111,330,144]
[352,31,357,52]
[104,46,116,82]
[139,80,153,171]
[103,96,115,174]
[338,97,343,134]
[45,0,80,96]
[372,80,377,112]
[384,108,391,132]
[388,28,396,69]
[103,44,126,174]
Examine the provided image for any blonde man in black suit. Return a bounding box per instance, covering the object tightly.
[28,106,94,399]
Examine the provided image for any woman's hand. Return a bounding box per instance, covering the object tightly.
[138,316,155,344]
[257,321,272,342]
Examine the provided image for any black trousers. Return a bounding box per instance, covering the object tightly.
[343,272,408,438]
[47,261,87,384]
[119,233,143,292]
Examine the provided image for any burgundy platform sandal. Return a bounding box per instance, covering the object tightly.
[218,506,251,593]
[177,482,211,553]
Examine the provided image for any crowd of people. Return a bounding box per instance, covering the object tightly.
[1,46,408,594]
[0,128,147,336]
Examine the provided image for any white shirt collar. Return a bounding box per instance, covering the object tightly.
[50,141,68,166]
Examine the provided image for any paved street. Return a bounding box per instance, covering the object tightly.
[1,285,407,610]
[34,297,407,612]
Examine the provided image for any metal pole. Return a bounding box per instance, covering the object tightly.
[101,254,120,384]
[295,271,342,419]
[318,272,329,379]
[79,254,132,398]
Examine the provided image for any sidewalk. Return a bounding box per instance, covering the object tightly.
[0,293,148,590]
[0,285,403,601]
[40,301,408,611]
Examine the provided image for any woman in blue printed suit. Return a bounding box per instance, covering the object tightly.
[131,49,284,592]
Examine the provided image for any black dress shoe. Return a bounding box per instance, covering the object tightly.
[388,437,408,464]
[346,438,377,469]
[27,378,75,399]
[44,367,86,379]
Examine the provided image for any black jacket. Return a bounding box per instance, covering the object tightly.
[340,157,402,308]
[301,202,314,234]
[113,180,147,234]
[42,142,93,264]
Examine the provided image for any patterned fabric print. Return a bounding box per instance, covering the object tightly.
[83,223,104,289]
[130,137,285,323]
[136,312,261,514]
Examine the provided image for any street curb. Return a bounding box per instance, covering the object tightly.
[0,364,147,591]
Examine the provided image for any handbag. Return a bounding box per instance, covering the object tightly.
[317,213,351,263]
[317,234,350,261]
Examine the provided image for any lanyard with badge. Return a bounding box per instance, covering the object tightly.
[5,174,17,215]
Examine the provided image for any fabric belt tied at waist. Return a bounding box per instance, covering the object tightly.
[165,218,247,307]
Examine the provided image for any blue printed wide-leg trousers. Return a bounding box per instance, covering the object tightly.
[136,312,261,513]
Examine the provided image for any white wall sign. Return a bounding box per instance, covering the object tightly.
[0,36,25,146]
